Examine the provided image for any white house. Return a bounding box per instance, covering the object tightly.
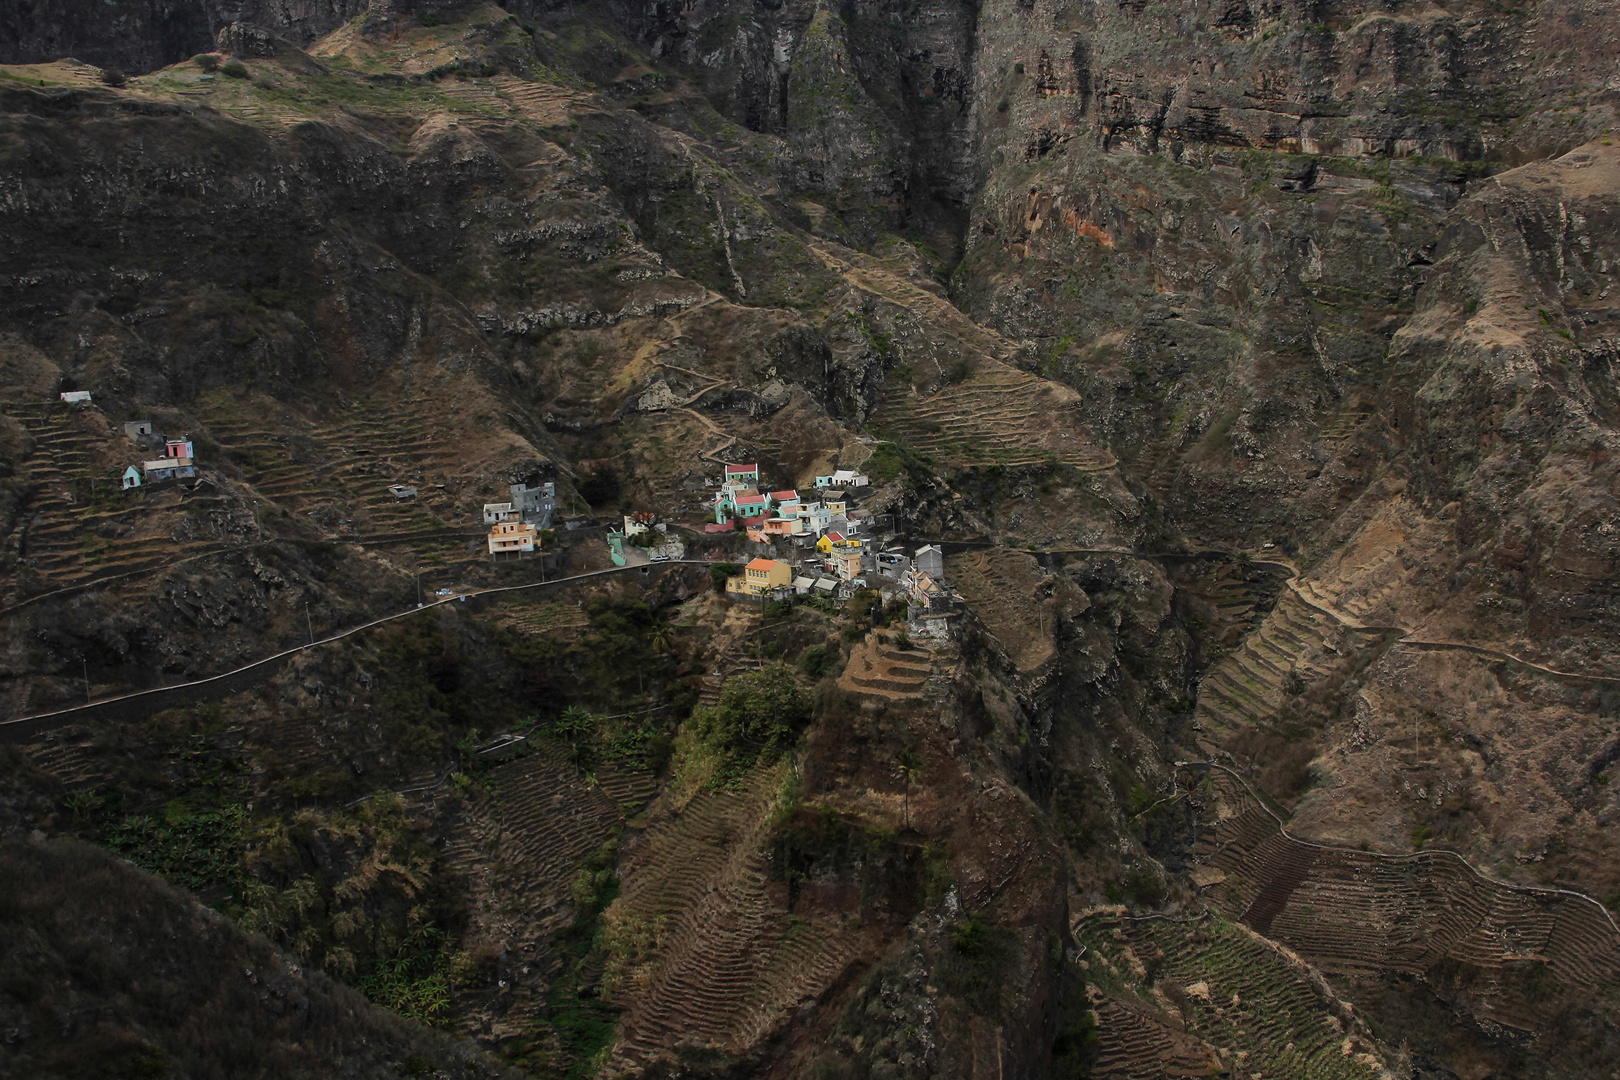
[799,502,832,533]
[59,390,92,405]
[121,465,142,490]
[143,458,196,483]
[483,502,520,525]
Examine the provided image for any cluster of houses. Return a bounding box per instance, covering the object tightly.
[724,542,958,633]
[705,460,957,628]
[707,463,875,541]
[483,480,555,556]
[119,421,198,490]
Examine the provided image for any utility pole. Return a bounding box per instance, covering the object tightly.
[417,572,422,607]
[83,659,90,704]
[306,602,314,644]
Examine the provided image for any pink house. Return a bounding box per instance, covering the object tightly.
[165,435,194,461]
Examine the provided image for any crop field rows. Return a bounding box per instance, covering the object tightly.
[442,74,578,128]
[3,405,232,594]
[608,764,863,1067]
[870,371,1114,471]
[473,751,625,902]
[1192,771,1620,1031]
[837,630,933,700]
[197,395,460,539]
[1194,590,1378,731]
[1078,913,1387,1079]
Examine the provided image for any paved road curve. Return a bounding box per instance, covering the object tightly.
[0,559,715,743]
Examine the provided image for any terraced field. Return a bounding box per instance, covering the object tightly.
[1077,911,1389,1079]
[837,630,934,701]
[1,403,244,598]
[436,746,659,1039]
[1193,588,1387,734]
[870,365,1117,472]
[195,393,469,541]
[946,548,1060,674]
[605,764,865,1071]
[441,74,580,128]
[1192,770,1620,1032]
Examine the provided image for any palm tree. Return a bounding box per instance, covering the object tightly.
[556,705,595,742]
[895,747,921,830]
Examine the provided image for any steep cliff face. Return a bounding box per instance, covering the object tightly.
[962,0,1619,548]
[0,0,371,71]
[609,0,980,253]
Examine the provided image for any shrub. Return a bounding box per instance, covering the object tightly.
[864,443,903,485]
[222,59,249,79]
[691,663,811,778]
[938,916,1017,1013]
[709,562,741,593]
[1123,867,1166,907]
[798,645,834,679]
[195,53,220,73]
[100,68,127,87]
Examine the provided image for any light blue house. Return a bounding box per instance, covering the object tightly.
[121,465,142,490]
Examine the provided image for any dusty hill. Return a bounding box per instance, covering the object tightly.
[0,833,517,1080]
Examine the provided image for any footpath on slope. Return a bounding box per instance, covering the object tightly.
[0,559,715,743]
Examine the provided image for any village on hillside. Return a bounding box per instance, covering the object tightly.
[697,460,959,636]
[26,389,960,639]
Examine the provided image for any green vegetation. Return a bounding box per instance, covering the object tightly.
[864,442,904,485]
[512,841,622,1079]
[1050,1004,1100,1078]
[938,916,1018,1013]
[689,663,811,789]
[798,644,836,679]
[710,562,742,592]
[357,925,456,1024]
[107,803,248,902]
[769,804,919,910]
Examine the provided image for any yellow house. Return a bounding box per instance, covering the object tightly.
[727,557,792,597]
[816,531,852,555]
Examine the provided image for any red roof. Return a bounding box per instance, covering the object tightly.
[826,531,845,543]
[769,490,797,501]
[746,558,777,571]
[724,463,758,474]
[735,494,767,506]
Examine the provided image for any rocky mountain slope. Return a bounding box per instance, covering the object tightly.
[2,1,1619,1077]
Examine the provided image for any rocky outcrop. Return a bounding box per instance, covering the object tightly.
[0,0,372,72]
